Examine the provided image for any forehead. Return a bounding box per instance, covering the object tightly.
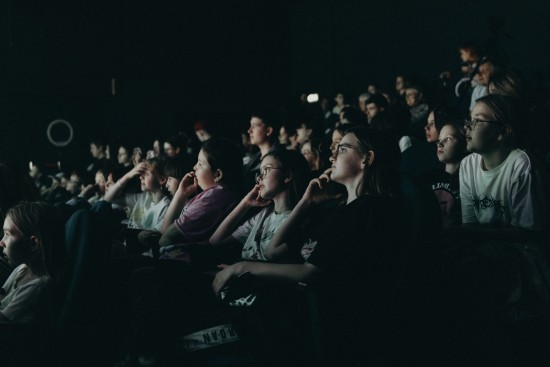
[250,117,265,126]
[260,155,278,168]
[439,125,458,136]
[471,102,493,118]
[341,132,359,146]
[366,103,377,108]
[3,216,21,234]
[332,130,343,140]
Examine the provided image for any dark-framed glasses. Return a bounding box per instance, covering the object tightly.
[464,117,499,131]
[335,143,362,157]
[255,166,284,182]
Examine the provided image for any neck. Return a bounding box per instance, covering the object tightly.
[272,191,291,213]
[344,177,363,204]
[258,142,272,157]
[150,189,164,203]
[481,146,513,171]
[445,161,460,175]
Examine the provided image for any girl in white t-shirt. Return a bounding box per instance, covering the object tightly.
[210,149,311,261]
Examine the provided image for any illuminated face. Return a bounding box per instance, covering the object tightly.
[395,76,405,92]
[437,125,462,163]
[476,62,494,86]
[165,176,180,197]
[334,93,344,106]
[140,166,162,192]
[195,130,211,143]
[300,142,319,171]
[459,49,471,63]
[296,123,311,145]
[329,133,364,185]
[330,129,344,155]
[193,149,217,191]
[164,142,179,158]
[256,155,286,199]
[118,146,130,165]
[366,103,380,120]
[90,143,102,158]
[66,173,81,194]
[405,88,420,107]
[278,126,289,145]
[465,102,499,154]
[1,216,29,268]
[248,117,271,146]
[425,112,439,143]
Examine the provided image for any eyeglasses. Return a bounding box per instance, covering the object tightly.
[464,117,498,131]
[255,166,283,182]
[334,143,361,157]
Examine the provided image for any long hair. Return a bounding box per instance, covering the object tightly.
[201,137,243,193]
[263,149,311,207]
[345,127,400,198]
[6,202,65,281]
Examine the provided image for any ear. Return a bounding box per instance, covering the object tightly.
[362,151,375,168]
[284,174,292,184]
[158,175,168,186]
[497,126,513,142]
[29,235,41,252]
[266,126,273,137]
[175,147,181,155]
[214,169,223,183]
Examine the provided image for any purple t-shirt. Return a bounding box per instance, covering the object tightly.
[174,184,239,244]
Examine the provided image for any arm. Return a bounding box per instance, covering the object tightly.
[160,171,198,233]
[159,223,184,246]
[212,261,319,295]
[103,162,147,203]
[264,170,332,261]
[209,184,270,245]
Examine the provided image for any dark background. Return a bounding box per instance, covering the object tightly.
[1,0,549,170]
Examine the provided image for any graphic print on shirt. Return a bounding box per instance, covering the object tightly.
[301,238,318,261]
[473,194,506,215]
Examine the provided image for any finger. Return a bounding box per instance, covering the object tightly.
[217,264,228,269]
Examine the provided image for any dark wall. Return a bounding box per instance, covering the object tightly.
[1,0,549,170]
[289,0,550,99]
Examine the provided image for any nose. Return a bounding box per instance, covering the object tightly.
[255,174,263,184]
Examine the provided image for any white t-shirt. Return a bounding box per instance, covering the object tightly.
[0,264,51,323]
[460,149,544,230]
[125,192,171,232]
[232,206,291,261]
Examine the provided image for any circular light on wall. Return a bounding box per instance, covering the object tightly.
[47,119,74,147]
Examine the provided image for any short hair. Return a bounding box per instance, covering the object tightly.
[165,134,185,151]
[164,157,187,180]
[431,106,455,133]
[251,105,282,132]
[89,137,107,149]
[340,106,366,125]
[144,157,166,178]
[365,94,389,110]
[459,41,481,57]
